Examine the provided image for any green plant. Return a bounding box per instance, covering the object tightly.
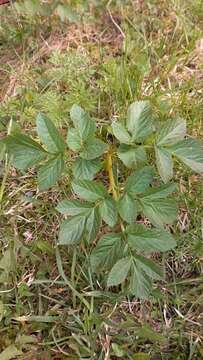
[3,101,203,298]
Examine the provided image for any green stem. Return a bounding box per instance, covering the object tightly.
[106,150,118,200]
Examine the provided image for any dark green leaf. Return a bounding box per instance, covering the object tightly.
[156,118,186,146]
[112,122,132,144]
[125,166,154,195]
[107,257,132,287]
[140,198,178,228]
[56,199,92,216]
[126,101,153,141]
[155,146,173,183]
[135,255,163,280]
[70,104,96,140]
[127,224,176,253]
[90,233,124,272]
[5,134,46,170]
[117,144,147,168]
[130,263,151,299]
[141,183,177,200]
[72,158,101,180]
[86,207,101,242]
[99,197,118,227]
[67,128,82,152]
[80,138,108,160]
[58,216,86,245]
[118,193,137,223]
[169,138,203,173]
[36,113,65,153]
[37,154,64,191]
[72,180,108,202]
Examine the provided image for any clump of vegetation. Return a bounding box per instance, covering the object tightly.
[4,102,203,299]
[0,0,203,358]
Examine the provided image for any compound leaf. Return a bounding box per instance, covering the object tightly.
[80,138,108,160]
[130,264,151,299]
[126,101,153,141]
[142,183,177,200]
[70,104,96,140]
[135,255,163,280]
[58,216,86,245]
[125,166,154,195]
[155,146,173,183]
[107,257,132,287]
[56,199,92,216]
[67,128,82,152]
[72,158,101,180]
[99,197,118,227]
[156,118,186,146]
[72,180,108,202]
[5,133,47,170]
[37,154,64,191]
[140,198,178,228]
[117,144,147,168]
[118,193,137,223]
[169,138,203,173]
[112,122,132,144]
[86,207,101,242]
[127,224,176,253]
[90,233,124,272]
[36,113,65,153]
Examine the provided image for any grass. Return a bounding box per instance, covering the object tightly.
[0,0,203,359]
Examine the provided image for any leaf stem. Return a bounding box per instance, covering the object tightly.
[106,150,118,200]
[106,150,127,234]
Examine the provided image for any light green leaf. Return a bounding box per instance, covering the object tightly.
[72,180,108,202]
[36,113,65,153]
[90,233,124,272]
[112,122,132,144]
[67,128,82,152]
[125,166,154,195]
[58,216,86,245]
[0,344,22,360]
[37,154,64,191]
[72,158,101,180]
[80,138,108,160]
[135,255,163,280]
[126,101,153,141]
[99,197,118,227]
[117,144,147,168]
[107,257,132,287]
[141,183,177,200]
[56,199,92,216]
[5,134,46,170]
[156,118,186,146]
[86,207,101,242]
[140,198,178,228]
[70,104,96,140]
[118,193,137,223]
[169,138,203,173]
[155,146,173,183]
[130,263,151,299]
[127,224,176,253]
